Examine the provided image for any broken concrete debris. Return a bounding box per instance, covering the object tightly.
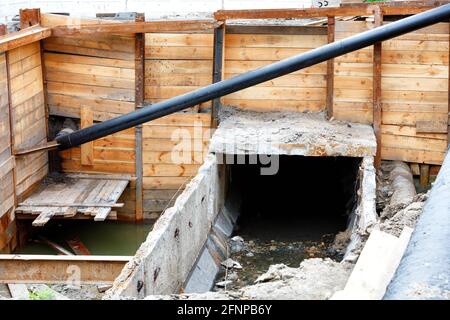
[221,258,243,270]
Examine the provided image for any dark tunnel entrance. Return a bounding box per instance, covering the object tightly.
[217,155,362,289]
[231,155,361,241]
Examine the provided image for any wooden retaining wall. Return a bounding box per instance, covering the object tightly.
[334,21,449,165]
[0,52,16,253]
[0,39,48,252]
[223,27,328,112]
[8,42,48,199]
[42,16,213,222]
[1,7,448,228]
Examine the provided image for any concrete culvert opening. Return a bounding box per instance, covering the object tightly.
[217,155,362,290]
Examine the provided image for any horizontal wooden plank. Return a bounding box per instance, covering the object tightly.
[45,60,134,79]
[225,34,327,48]
[61,160,135,174]
[334,76,373,90]
[142,113,211,127]
[383,39,449,52]
[44,52,134,68]
[214,6,437,20]
[222,99,325,112]
[43,41,134,61]
[0,26,50,53]
[337,31,449,42]
[145,46,212,60]
[143,164,201,177]
[60,148,135,163]
[226,25,327,35]
[143,139,209,152]
[381,63,448,78]
[382,50,448,65]
[381,90,448,104]
[334,88,373,103]
[381,77,448,92]
[45,35,135,53]
[46,71,134,89]
[145,60,212,74]
[382,102,447,113]
[47,94,135,120]
[333,109,373,125]
[334,62,373,76]
[143,126,211,139]
[0,254,130,284]
[47,81,134,102]
[53,20,217,37]
[143,176,191,190]
[225,60,326,75]
[225,47,310,61]
[145,86,205,99]
[143,189,183,200]
[381,147,445,165]
[143,151,205,165]
[225,86,326,101]
[382,111,448,126]
[336,50,450,65]
[381,124,447,140]
[225,73,326,88]
[146,33,213,47]
[416,120,448,133]
[382,134,448,152]
[147,73,212,87]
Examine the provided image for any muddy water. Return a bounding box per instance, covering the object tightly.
[217,236,338,291]
[15,221,154,256]
[214,214,345,291]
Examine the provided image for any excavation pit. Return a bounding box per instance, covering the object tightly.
[104,109,378,298]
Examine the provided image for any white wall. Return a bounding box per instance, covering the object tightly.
[0,0,313,24]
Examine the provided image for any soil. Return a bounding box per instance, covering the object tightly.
[213,234,341,291]
[147,258,352,300]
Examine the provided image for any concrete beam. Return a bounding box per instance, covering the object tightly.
[0,255,130,284]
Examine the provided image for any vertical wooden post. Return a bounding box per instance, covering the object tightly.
[326,16,335,120]
[373,6,383,170]
[19,8,41,29]
[420,164,430,187]
[211,22,225,128]
[80,107,94,166]
[3,26,18,209]
[135,13,145,222]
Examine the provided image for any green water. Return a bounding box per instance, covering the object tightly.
[15,220,154,256]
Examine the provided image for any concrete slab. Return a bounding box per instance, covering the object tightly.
[210,108,376,158]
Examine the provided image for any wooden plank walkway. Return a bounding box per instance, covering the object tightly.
[15,173,130,226]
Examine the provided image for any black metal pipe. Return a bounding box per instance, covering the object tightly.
[56,4,450,149]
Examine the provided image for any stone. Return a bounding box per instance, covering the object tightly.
[221,258,243,270]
